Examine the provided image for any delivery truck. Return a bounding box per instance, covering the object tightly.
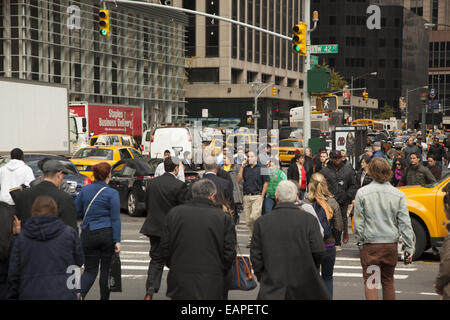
[0,77,74,156]
[69,102,143,153]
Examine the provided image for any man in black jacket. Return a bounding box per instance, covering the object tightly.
[160,179,236,300]
[140,157,188,300]
[203,157,235,215]
[15,160,78,232]
[428,136,446,168]
[320,150,357,250]
[250,180,328,300]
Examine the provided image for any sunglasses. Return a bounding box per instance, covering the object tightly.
[395,163,401,166]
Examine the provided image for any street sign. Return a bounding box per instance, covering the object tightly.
[310,55,319,65]
[202,108,208,118]
[430,88,436,99]
[310,44,339,54]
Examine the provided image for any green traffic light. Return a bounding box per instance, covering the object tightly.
[100,29,107,36]
[294,45,300,52]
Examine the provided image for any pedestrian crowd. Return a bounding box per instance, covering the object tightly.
[0,134,449,301]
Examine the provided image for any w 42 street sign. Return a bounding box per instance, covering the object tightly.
[310,44,339,54]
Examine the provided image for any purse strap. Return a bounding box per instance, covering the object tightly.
[83,186,107,223]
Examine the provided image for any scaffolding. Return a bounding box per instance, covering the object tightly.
[0,0,188,129]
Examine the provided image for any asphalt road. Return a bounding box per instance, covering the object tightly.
[82,212,442,301]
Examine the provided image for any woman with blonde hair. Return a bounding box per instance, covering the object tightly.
[304,173,343,299]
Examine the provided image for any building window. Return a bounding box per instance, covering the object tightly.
[205,0,219,57]
[247,0,253,62]
[232,0,238,59]
[188,68,220,83]
[239,0,245,61]
[329,16,336,25]
[184,0,196,57]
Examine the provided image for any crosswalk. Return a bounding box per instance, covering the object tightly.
[118,226,419,283]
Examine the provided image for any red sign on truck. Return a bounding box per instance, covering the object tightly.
[70,104,142,137]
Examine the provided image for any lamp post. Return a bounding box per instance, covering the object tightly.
[350,72,377,120]
[405,85,428,129]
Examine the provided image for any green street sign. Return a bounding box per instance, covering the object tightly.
[310,55,319,65]
[310,44,339,54]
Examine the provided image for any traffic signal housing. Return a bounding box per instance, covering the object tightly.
[99,9,110,37]
[362,91,368,101]
[272,87,278,96]
[292,22,307,56]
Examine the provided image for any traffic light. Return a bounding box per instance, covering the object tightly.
[273,106,280,118]
[362,91,368,101]
[292,22,307,56]
[99,9,110,37]
[272,87,277,96]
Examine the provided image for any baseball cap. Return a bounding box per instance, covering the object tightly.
[373,141,381,148]
[330,150,342,159]
[42,159,70,174]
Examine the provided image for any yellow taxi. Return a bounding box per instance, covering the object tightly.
[397,174,450,260]
[70,146,142,181]
[225,133,260,153]
[202,138,224,157]
[89,134,139,149]
[276,139,304,165]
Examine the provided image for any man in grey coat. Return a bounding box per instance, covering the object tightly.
[250,180,329,300]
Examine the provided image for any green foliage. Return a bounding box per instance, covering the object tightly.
[315,60,348,91]
[375,104,396,120]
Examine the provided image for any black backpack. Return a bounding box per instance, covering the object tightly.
[312,200,332,240]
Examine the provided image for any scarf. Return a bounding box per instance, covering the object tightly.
[316,197,334,221]
[394,169,403,181]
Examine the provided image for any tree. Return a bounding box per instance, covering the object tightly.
[317,60,348,91]
[375,104,396,120]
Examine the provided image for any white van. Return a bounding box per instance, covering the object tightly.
[147,126,202,163]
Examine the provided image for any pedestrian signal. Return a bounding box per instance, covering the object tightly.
[292,22,307,56]
[99,10,110,37]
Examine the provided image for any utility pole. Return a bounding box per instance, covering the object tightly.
[303,0,312,148]
[251,82,274,132]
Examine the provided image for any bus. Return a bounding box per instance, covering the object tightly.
[351,119,384,131]
[289,107,330,134]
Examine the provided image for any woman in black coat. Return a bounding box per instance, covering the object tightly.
[7,196,84,300]
[0,202,20,300]
[355,155,373,189]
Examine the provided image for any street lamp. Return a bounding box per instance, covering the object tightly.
[350,72,377,121]
[405,85,428,129]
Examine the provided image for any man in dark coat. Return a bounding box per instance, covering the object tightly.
[14,160,78,232]
[250,180,329,300]
[160,179,236,300]
[428,136,446,168]
[140,157,188,300]
[203,156,235,213]
[320,150,357,248]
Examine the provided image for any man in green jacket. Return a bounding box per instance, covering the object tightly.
[399,152,437,186]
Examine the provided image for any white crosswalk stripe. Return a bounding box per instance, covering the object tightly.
[119,247,416,281]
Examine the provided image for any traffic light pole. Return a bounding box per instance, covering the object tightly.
[251,82,274,132]
[303,0,312,148]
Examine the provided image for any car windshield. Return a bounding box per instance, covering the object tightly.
[423,173,450,188]
[279,140,303,148]
[73,148,114,160]
[27,160,78,175]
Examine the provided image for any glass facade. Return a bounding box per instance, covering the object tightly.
[0,0,187,124]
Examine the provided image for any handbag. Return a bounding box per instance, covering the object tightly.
[82,186,107,222]
[230,244,257,291]
[108,252,122,292]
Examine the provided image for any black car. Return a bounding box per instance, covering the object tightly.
[109,159,154,217]
[110,158,200,217]
[0,153,91,200]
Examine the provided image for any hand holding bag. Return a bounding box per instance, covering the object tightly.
[108,252,122,292]
[230,244,257,291]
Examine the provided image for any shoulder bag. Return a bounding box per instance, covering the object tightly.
[230,243,257,291]
[82,186,107,222]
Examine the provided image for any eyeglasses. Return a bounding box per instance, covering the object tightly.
[395,163,401,166]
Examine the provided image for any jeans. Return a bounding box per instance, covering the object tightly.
[264,197,276,214]
[145,236,165,295]
[80,227,115,300]
[320,245,336,299]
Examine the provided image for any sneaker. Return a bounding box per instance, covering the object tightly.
[335,245,342,252]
